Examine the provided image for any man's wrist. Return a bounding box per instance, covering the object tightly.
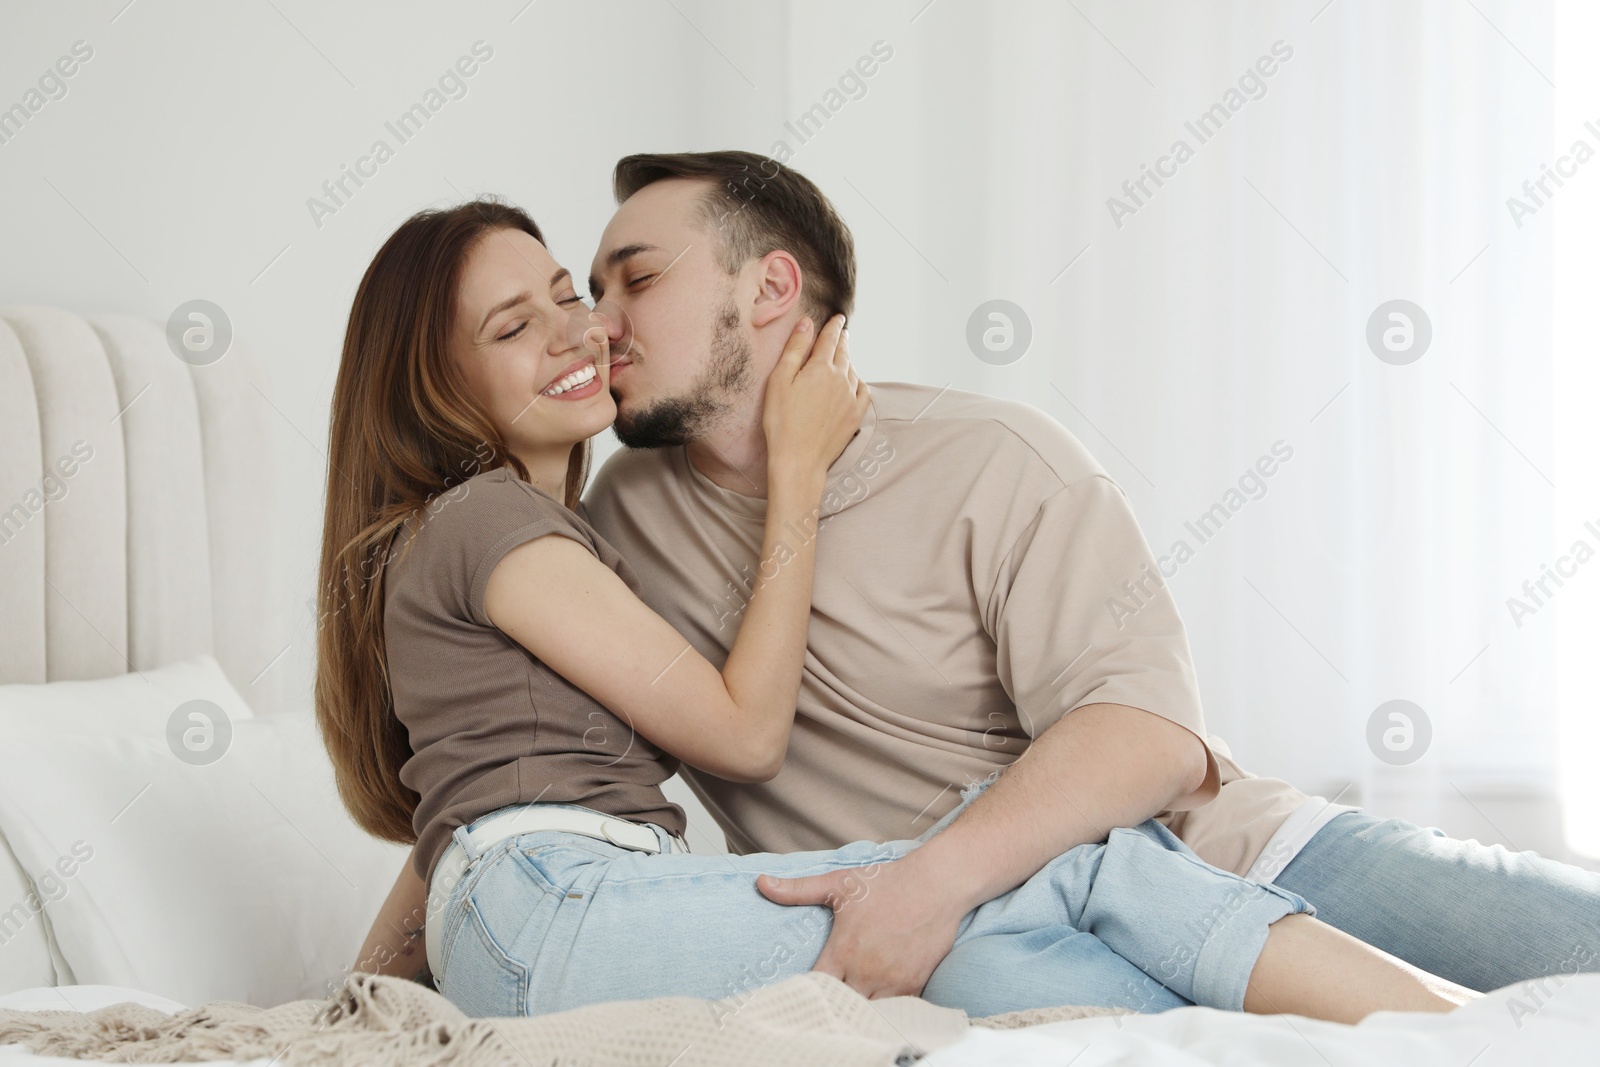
[899,831,995,914]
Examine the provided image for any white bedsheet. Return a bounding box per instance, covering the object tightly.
[2,977,1596,1066]
[926,974,1600,1066]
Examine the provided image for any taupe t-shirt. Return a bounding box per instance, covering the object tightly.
[384,467,686,884]
[583,382,1315,879]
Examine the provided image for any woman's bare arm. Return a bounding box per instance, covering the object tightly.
[351,850,431,983]
[485,316,867,781]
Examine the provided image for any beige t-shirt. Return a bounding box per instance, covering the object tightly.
[384,468,686,884]
[583,382,1311,878]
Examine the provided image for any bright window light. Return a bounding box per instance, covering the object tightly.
[1555,0,1600,858]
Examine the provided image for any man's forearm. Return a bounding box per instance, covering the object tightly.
[903,702,1210,913]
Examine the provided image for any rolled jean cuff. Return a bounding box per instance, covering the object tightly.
[1190,879,1314,1010]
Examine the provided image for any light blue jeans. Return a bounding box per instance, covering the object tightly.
[934,811,1600,1014]
[1274,812,1600,993]
[434,774,1311,1018]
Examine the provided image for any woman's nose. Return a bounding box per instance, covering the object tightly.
[563,306,609,354]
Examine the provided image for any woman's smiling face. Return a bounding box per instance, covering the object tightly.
[451,227,616,459]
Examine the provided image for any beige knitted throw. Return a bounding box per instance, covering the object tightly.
[0,972,1119,1065]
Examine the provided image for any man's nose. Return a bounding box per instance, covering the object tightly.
[592,299,634,357]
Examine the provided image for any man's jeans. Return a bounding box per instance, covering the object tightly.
[1274,812,1600,993]
[434,774,1310,1018]
[931,808,1600,1015]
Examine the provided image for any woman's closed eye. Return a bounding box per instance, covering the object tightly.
[494,294,587,342]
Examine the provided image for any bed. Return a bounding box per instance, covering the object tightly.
[1,306,1595,1065]
[0,304,410,1027]
[1,964,1596,1065]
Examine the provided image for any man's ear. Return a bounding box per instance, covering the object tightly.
[748,249,803,328]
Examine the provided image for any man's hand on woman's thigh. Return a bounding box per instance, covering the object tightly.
[757,851,966,998]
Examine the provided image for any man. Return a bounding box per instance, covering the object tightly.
[582,150,1600,1011]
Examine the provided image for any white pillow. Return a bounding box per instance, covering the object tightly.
[0,655,256,994]
[0,983,188,1014]
[0,712,410,1007]
[0,654,257,741]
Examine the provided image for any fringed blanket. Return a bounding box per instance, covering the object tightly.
[0,971,1118,1065]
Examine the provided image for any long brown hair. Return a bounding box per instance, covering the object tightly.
[314,199,589,844]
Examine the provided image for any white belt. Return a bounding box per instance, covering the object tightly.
[424,804,688,979]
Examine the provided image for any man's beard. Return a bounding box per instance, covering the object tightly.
[612,298,752,450]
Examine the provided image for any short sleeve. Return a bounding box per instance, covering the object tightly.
[398,472,594,629]
[984,475,1219,803]
[464,519,590,628]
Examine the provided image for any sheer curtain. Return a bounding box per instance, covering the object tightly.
[768,0,1573,856]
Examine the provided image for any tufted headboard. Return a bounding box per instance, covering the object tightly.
[0,305,291,989]
[0,305,286,706]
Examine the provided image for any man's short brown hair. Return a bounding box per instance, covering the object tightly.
[613,150,856,323]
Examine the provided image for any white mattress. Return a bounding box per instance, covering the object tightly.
[3,976,1597,1066]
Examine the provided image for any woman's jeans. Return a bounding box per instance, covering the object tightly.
[434,774,1311,1018]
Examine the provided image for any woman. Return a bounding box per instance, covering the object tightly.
[316,199,1474,1022]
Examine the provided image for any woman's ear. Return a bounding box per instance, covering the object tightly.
[748,249,803,327]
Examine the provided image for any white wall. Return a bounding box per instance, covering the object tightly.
[3,1,1586,860]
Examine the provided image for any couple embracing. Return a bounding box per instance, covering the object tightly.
[314,151,1598,1022]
